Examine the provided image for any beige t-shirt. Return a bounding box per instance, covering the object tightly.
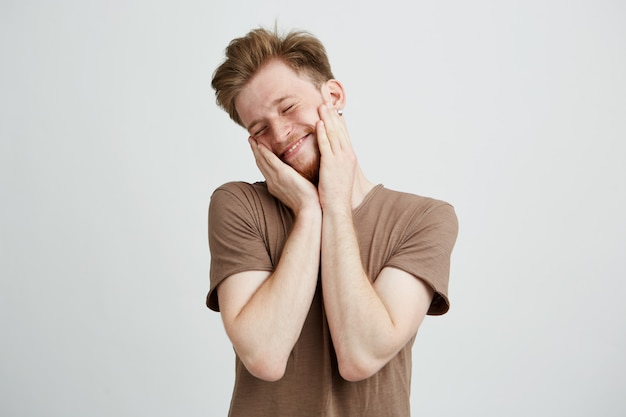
[207,182,458,417]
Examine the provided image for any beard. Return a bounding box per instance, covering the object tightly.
[297,155,320,186]
[281,126,321,187]
[283,131,320,185]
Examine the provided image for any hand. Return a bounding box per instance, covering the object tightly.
[316,103,357,213]
[248,137,320,215]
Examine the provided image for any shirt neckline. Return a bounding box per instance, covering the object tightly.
[353,184,384,216]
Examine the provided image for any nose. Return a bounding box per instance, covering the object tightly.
[268,118,291,148]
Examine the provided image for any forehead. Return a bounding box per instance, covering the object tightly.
[235,60,319,126]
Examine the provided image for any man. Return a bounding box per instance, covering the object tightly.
[207,27,458,417]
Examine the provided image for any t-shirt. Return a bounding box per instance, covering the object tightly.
[207,181,458,417]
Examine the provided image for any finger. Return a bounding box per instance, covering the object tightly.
[319,103,350,150]
[248,136,261,159]
[316,119,333,156]
[249,137,276,179]
[249,137,280,169]
[318,104,340,153]
[248,136,266,168]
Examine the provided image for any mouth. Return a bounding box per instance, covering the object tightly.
[280,133,311,161]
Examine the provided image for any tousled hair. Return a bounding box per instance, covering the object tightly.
[211,27,335,127]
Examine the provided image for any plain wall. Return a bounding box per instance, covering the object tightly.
[1,1,624,416]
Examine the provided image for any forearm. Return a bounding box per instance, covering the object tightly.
[225,208,322,380]
[321,210,400,380]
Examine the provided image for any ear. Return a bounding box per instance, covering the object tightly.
[321,79,346,110]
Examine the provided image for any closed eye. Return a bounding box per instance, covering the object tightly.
[282,104,295,114]
[253,126,267,137]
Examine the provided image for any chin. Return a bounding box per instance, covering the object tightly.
[298,161,320,186]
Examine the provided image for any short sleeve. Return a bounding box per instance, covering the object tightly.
[386,203,458,315]
[206,182,275,311]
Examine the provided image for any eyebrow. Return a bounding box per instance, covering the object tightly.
[246,95,295,132]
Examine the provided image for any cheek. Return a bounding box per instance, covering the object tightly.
[257,137,278,154]
[255,136,271,147]
[296,107,322,128]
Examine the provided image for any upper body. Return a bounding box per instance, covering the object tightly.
[207,181,457,417]
[208,27,458,416]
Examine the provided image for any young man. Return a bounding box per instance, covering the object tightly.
[207,27,458,417]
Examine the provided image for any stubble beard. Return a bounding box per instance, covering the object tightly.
[287,130,321,186]
[297,155,320,186]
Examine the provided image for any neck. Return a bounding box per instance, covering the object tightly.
[351,166,375,209]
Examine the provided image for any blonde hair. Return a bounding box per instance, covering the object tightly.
[211,27,335,127]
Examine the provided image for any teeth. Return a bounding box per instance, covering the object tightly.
[284,138,304,156]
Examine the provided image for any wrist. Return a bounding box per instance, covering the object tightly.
[295,203,323,221]
[321,204,352,220]
[320,196,352,216]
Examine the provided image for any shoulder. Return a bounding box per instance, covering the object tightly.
[209,181,293,235]
[367,185,457,225]
[212,181,269,200]
[210,181,274,210]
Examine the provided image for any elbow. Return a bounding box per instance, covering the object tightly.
[241,351,289,382]
[247,362,286,382]
[336,340,401,381]
[337,355,384,382]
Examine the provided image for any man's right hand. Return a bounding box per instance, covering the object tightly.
[248,136,320,215]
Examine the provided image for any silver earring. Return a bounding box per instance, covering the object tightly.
[337,108,343,116]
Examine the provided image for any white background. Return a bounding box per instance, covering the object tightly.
[1,1,625,416]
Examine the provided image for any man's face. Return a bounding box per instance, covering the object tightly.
[235,59,326,183]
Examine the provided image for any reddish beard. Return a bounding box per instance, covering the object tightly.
[297,155,320,186]
[282,129,320,185]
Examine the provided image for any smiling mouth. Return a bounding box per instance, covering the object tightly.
[281,134,310,160]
